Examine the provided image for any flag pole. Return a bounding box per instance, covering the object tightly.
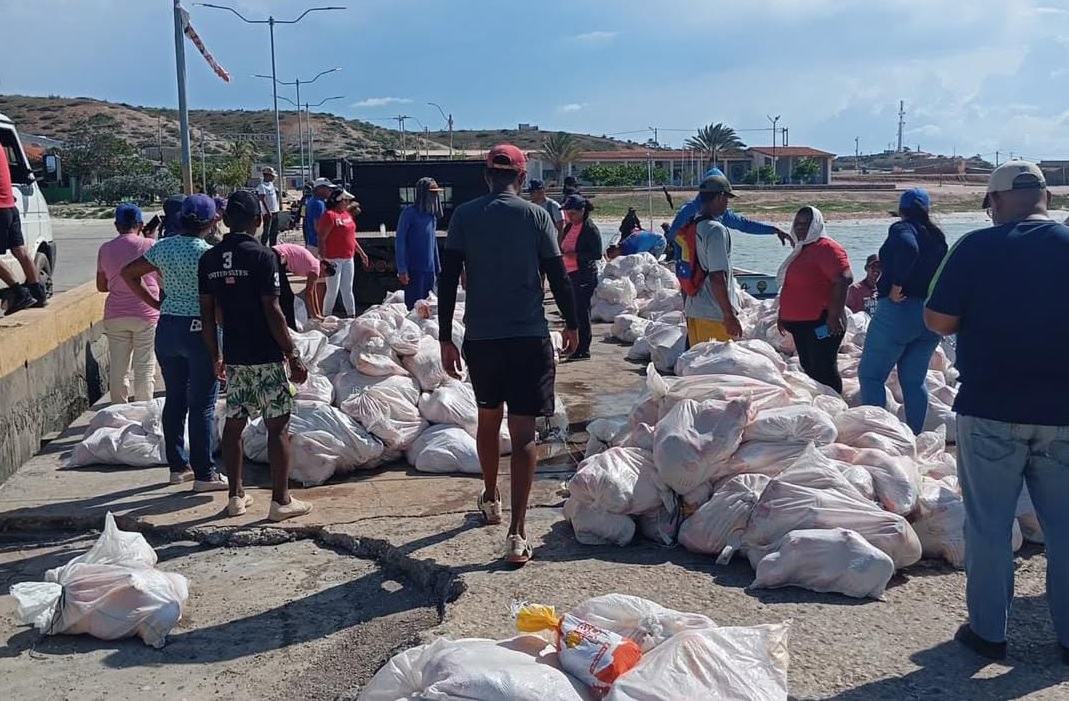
[174,0,194,194]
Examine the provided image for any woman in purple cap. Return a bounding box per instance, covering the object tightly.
[858,188,949,433]
[121,194,228,492]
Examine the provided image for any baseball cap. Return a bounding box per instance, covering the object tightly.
[225,190,260,227]
[114,202,143,228]
[312,177,334,188]
[262,166,277,176]
[561,194,590,211]
[697,174,736,198]
[527,178,545,192]
[486,144,526,171]
[182,193,217,225]
[898,188,931,214]
[418,176,444,192]
[982,161,1046,208]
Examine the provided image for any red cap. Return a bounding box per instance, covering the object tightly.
[486,144,527,171]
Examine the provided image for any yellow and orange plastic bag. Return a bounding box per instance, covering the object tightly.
[515,603,642,694]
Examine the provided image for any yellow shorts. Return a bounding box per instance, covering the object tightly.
[686,317,732,346]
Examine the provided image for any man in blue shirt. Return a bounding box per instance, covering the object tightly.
[606,230,667,259]
[304,178,333,255]
[666,168,792,257]
[396,177,443,309]
[925,161,1069,663]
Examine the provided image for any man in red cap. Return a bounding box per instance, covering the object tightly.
[438,144,579,565]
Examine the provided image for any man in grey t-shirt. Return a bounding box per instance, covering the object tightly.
[684,174,742,345]
[438,144,578,566]
[527,178,564,237]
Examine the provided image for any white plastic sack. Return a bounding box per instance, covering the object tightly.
[295,372,333,404]
[332,370,385,407]
[911,476,966,567]
[751,528,895,599]
[647,324,687,374]
[722,441,810,479]
[340,376,426,450]
[359,636,593,701]
[633,366,793,430]
[592,299,634,323]
[419,380,479,435]
[639,289,684,318]
[834,406,917,458]
[596,277,638,305]
[743,406,838,445]
[678,474,770,562]
[674,341,789,388]
[841,464,877,501]
[290,329,328,365]
[68,425,165,467]
[567,447,665,515]
[606,624,790,701]
[402,336,450,391]
[584,417,630,459]
[353,343,410,377]
[9,513,187,649]
[406,425,481,474]
[626,336,651,362]
[652,398,752,495]
[569,594,715,653]
[387,319,424,357]
[611,314,650,344]
[564,497,636,546]
[84,399,164,435]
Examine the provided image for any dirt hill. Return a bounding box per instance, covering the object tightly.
[0,95,634,162]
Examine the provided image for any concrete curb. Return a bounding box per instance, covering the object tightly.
[0,281,104,378]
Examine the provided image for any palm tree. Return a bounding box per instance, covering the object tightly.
[540,132,584,182]
[685,123,746,170]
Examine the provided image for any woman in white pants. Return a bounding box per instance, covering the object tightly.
[316,188,369,317]
[96,203,160,402]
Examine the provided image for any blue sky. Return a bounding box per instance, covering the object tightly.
[3,0,1069,159]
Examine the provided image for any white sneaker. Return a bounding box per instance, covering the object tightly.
[269,497,313,522]
[505,534,533,565]
[227,494,254,517]
[193,474,229,492]
[477,489,503,525]
[169,469,195,485]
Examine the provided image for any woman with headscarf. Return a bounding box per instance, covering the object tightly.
[776,206,854,392]
[560,194,603,360]
[396,177,443,310]
[120,194,227,491]
[858,189,948,433]
[317,187,369,317]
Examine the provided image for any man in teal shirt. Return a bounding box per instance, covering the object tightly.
[396,177,443,309]
[304,178,332,255]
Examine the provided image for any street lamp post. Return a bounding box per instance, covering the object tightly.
[196,3,345,184]
[767,114,780,185]
[282,95,344,179]
[428,102,453,158]
[255,67,339,184]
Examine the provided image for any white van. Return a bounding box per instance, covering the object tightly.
[0,112,56,309]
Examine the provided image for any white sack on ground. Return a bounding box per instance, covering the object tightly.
[596,277,638,305]
[834,406,917,458]
[406,425,481,474]
[678,473,770,562]
[332,370,385,407]
[632,365,791,429]
[567,447,665,515]
[743,405,838,445]
[751,527,895,599]
[606,624,790,701]
[359,636,593,701]
[722,441,810,479]
[584,417,630,459]
[626,336,651,362]
[911,476,966,567]
[569,594,715,653]
[352,339,410,377]
[84,399,164,435]
[68,425,165,468]
[419,380,479,435]
[652,398,751,495]
[564,497,636,546]
[646,324,687,374]
[295,372,333,404]
[290,329,328,365]
[339,375,426,451]
[242,401,384,484]
[592,299,635,323]
[611,314,650,344]
[639,289,683,318]
[841,464,877,501]
[314,345,351,376]
[402,336,450,391]
[674,341,789,388]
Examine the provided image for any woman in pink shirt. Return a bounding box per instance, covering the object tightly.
[96,203,160,402]
[273,242,331,321]
[559,195,603,360]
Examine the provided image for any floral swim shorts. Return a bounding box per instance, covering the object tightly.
[225,362,294,420]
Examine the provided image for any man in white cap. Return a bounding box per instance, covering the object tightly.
[926,161,1069,663]
[304,177,334,257]
[257,166,281,246]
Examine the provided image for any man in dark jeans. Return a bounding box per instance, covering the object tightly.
[438,144,578,565]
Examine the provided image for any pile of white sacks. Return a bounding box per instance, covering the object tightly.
[566,253,1041,599]
[71,290,567,487]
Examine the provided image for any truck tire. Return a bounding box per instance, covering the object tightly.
[35,251,53,299]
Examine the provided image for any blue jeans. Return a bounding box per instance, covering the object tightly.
[155,314,219,480]
[858,297,940,433]
[957,414,1069,645]
[404,271,437,310]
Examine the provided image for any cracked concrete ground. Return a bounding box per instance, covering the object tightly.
[2,324,1069,699]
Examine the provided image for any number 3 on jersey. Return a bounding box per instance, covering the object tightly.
[222,251,233,270]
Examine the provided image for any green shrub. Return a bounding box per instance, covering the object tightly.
[85,172,182,205]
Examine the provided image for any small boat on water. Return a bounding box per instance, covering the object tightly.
[734,268,779,299]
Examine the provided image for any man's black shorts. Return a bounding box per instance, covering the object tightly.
[0,207,24,255]
[463,336,555,417]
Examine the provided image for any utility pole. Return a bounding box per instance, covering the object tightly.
[173,0,193,194]
[782,127,789,147]
[897,100,906,153]
[648,126,658,148]
[855,136,860,171]
[767,114,780,184]
[995,151,1000,167]
[395,115,409,159]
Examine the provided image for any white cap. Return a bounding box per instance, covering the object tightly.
[983,161,1045,208]
[312,177,334,188]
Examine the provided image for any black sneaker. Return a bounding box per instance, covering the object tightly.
[567,352,592,362]
[954,623,1007,661]
[5,286,36,315]
[27,282,48,308]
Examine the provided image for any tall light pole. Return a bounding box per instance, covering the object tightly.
[255,67,340,184]
[428,102,453,158]
[196,3,345,185]
[407,116,426,159]
[296,95,344,177]
[767,114,780,184]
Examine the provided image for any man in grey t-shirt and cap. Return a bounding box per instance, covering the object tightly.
[527,179,564,237]
[438,144,579,566]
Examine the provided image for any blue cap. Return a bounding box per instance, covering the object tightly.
[899,188,930,213]
[701,167,726,180]
[114,202,143,227]
[561,194,589,211]
[527,178,545,192]
[182,193,217,225]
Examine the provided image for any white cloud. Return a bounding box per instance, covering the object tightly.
[1035,6,1067,14]
[558,103,585,112]
[574,30,617,41]
[353,97,411,107]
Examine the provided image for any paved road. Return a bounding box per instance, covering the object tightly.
[50,219,116,294]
